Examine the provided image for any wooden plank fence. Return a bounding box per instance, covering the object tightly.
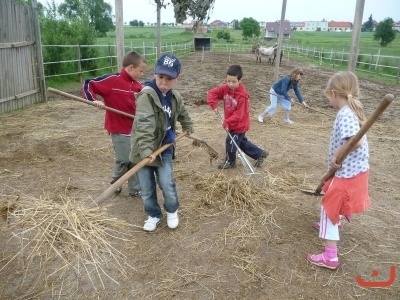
[0,0,46,115]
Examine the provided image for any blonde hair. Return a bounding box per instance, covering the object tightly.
[325,71,366,124]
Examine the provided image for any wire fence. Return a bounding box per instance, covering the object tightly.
[42,42,400,84]
[283,44,400,83]
[42,41,194,82]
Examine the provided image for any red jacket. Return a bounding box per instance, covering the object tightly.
[207,83,250,133]
[82,68,142,134]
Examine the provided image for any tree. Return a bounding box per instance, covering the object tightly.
[373,18,396,47]
[362,14,374,32]
[170,0,215,30]
[216,30,231,41]
[40,1,98,75]
[239,17,260,39]
[129,19,139,27]
[58,0,114,37]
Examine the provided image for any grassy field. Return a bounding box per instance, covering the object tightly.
[98,26,399,56]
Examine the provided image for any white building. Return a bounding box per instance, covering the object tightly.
[304,21,328,31]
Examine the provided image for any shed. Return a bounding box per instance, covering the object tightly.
[194,37,211,51]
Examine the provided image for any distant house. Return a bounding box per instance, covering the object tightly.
[259,21,267,30]
[304,21,328,31]
[182,21,207,34]
[209,20,228,28]
[228,19,239,29]
[265,21,291,39]
[328,21,352,32]
[393,21,400,32]
[290,21,305,31]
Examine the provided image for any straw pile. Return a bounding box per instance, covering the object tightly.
[1,194,136,293]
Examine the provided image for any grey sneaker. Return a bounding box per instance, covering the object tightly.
[129,191,141,197]
[258,115,264,123]
[284,118,294,124]
[114,187,122,195]
[255,150,269,167]
[218,161,236,169]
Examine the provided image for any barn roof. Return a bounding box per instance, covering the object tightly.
[328,21,351,27]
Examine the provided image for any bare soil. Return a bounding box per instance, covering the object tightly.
[0,52,399,299]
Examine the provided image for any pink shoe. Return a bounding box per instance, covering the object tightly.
[307,253,339,269]
[312,222,343,230]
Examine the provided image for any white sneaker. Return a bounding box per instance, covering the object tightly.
[258,115,264,123]
[166,211,179,229]
[143,216,161,232]
[284,118,294,124]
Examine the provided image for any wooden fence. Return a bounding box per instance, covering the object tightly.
[0,0,46,115]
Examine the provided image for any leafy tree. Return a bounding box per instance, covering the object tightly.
[40,1,98,75]
[216,30,231,41]
[362,14,374,32]
[58,0,114,37]
[130,19,139,27]
[157,0,215,30]
[239,17,260,39]
[373,18,396,47]
[138,21,145,27]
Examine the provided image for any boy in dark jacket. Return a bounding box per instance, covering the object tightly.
[207,65,268,169]
[82,51,147,197]
[130,53,193,232]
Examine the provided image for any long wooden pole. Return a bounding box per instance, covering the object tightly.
[94,132,188,206]
[273,0,287,82]
[348,0,365,72]
[314,94,394,195]
[115,0,124,69]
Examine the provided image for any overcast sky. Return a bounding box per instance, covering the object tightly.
[49,0,399,24]
[126,0,399,24]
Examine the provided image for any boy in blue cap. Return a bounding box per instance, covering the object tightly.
[130,53,194,232]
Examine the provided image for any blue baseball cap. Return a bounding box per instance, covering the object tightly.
[154,54,181,79]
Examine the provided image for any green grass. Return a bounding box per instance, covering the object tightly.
[284,31,400,56]
[98,26,399,56]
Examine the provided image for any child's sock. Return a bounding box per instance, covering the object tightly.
[324,245,338,260]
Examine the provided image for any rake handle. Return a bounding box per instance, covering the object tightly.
[93,132,188,206]
[48,87,136,119]
[315,93,394,194]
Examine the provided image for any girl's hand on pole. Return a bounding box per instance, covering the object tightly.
[330,156,342,169]
[302,101,309,108]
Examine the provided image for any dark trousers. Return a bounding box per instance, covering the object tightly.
[225,131,263,163]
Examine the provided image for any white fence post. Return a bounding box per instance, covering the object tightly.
[375,48,380,70]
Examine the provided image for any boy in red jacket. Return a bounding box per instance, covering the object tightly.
[207,65,268,169]
[82,51,147,197]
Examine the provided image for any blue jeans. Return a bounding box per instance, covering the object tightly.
[225,132,263,163]
[136,153,179,218]
[265,87,292,115]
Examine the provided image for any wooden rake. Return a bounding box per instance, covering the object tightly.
[300,93,394,196]
[47,87,218,161]
[255,87,335,119]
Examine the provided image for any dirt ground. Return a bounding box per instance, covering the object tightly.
[0,52,399,299]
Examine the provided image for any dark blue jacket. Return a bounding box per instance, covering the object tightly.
[272,75,304,103]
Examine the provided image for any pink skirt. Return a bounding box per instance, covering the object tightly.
[322,171,370,224]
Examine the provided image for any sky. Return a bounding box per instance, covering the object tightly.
[49,0,399,24]
[123,0,399,24]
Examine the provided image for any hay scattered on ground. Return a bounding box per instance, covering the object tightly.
[1,194,137,294]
